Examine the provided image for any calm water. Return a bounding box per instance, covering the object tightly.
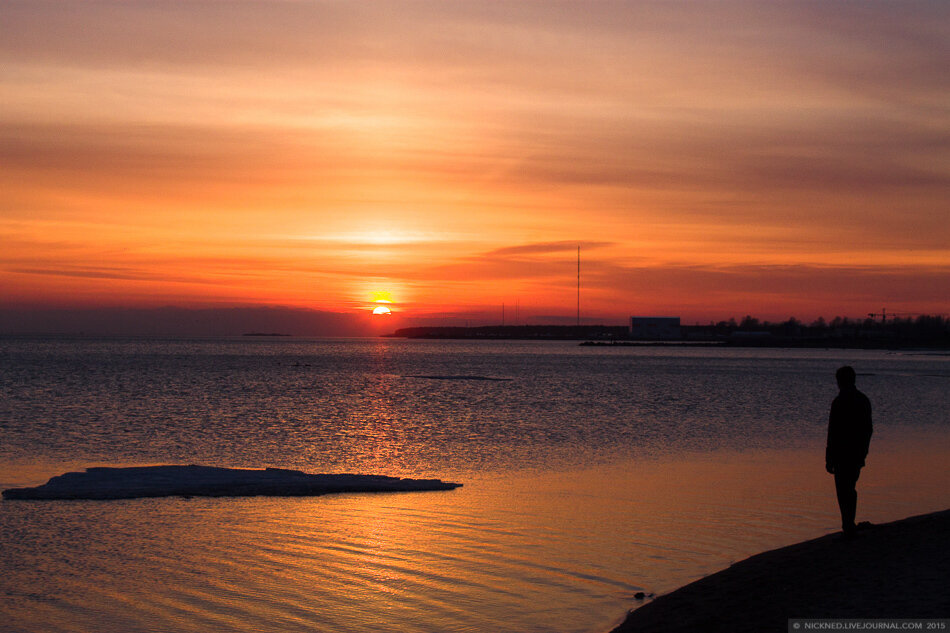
[1,337,949,632]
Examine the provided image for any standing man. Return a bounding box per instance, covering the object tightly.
[826,366,873,537]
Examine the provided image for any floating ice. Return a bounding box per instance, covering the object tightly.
[2,465,463,500]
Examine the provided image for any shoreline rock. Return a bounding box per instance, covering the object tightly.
[610,509,950,633]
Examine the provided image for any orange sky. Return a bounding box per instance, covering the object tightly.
[2,1,948,329]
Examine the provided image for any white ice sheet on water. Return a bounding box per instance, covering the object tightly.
[2,465,462,500]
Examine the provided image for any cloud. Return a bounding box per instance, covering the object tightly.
[578,261,950,320]
[484,241,613,257]
[0,306,372,337]
[6,265,229,286]
[0,122,336,192]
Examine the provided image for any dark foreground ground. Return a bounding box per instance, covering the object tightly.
[611,509,950,633]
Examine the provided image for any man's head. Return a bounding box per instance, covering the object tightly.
[836,365,857,390]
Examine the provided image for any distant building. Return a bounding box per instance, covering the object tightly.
[630,316,682,340]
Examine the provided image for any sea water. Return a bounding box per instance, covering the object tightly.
[1,337,948,633]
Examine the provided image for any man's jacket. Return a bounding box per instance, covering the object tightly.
[826,387,873,469]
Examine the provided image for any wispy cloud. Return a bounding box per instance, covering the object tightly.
[484,241,612,257]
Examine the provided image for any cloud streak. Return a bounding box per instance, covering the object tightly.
[484,241,612,257]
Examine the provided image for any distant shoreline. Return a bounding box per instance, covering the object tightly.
[386,325,950,349]
[609,509,950,633]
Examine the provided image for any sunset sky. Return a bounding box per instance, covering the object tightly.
[2,1,948,332]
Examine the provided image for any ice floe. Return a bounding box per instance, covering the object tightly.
[2,465,463,500]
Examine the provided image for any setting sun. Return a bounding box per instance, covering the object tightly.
[372,306,392,316]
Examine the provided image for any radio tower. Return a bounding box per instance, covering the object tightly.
[576,245,580,326]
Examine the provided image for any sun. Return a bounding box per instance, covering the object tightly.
[367,289,396,316]
[368,289,395,315]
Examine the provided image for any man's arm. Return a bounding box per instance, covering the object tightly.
[825,399,837,473]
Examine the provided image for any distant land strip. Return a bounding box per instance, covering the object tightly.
[387,317,950,348]
[388,325,629,340]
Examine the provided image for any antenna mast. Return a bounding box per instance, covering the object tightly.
[576,245,580,326]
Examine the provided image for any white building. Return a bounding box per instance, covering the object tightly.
[630,316,682,340]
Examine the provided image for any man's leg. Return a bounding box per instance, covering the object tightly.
[834,468,861,533]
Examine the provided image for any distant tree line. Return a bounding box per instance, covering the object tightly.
[390,315,950,347]
[688,314,950,346]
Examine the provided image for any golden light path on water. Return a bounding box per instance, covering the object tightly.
[2,430,948,633]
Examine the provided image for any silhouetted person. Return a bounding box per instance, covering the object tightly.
[826,366,872,537]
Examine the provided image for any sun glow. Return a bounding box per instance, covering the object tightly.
[372,306,392,315]
[3,2,947,328]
